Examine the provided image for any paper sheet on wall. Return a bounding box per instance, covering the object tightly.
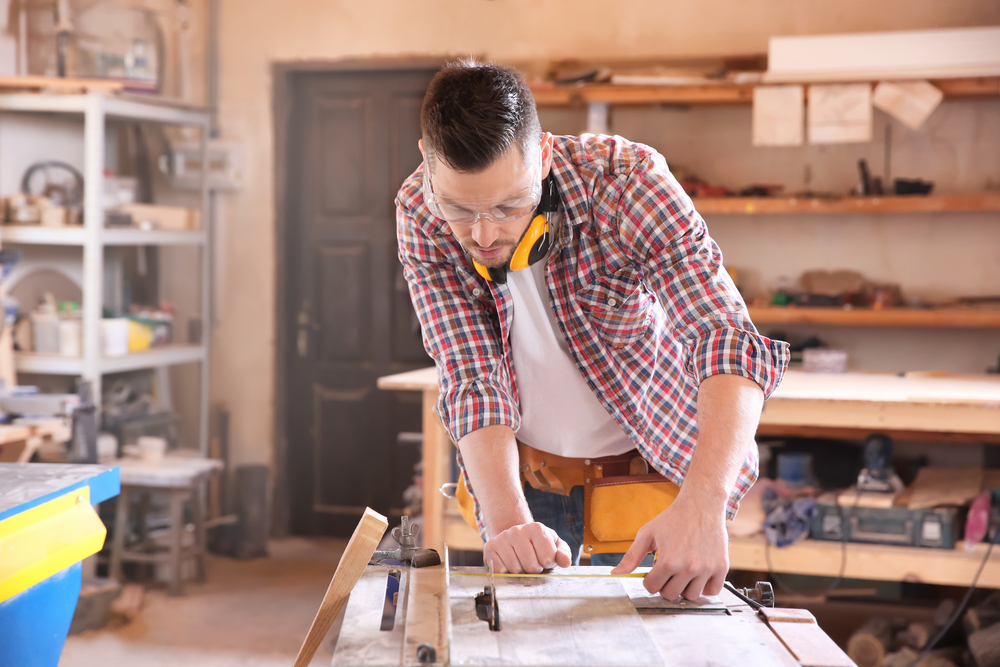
[752,85,804,146]
[872,80,943,130]
[807,84,872,144]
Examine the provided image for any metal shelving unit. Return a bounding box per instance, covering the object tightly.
[0,92,212,455]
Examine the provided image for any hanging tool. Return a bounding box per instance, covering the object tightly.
[370,516,441,568]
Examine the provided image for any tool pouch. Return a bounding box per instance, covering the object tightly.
[582,454,680,554]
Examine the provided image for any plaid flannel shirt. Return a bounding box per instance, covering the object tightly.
[396,134,790,538]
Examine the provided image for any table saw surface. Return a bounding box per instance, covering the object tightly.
[333,563,855,667]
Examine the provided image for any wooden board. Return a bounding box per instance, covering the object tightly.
[0,76,125,92]
[761,371,1000,435]
[529,77,999,108]
[402,563,450,666]
[759,608,855,667]
[747,306,1000,329]
[449,567,663,666]
[729,535,1000,589]
[764,27,1000,83]
[906,467,985,509]
[696,193,1000,215]
[294,507,388,667]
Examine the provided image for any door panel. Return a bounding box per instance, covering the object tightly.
[316,243,370,363]
[286,68,437,536]
[319,97,372,216]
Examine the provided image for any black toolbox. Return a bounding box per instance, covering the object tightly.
[810,492,964,549]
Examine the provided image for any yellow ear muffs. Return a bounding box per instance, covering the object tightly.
[509,213,549,272]
[471,176,558,284]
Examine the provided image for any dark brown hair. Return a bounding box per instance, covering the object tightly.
[421,58,541,174]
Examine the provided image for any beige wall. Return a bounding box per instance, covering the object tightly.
[216,0,1000,471]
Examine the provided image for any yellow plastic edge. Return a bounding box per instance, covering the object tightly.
[0,486,107,603]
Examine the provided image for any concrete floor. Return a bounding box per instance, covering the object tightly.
[60,537,350,667]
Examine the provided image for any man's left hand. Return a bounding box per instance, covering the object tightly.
[610,495,728,601]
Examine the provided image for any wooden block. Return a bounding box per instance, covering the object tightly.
[761,607,819,624]
[294,507,388,667]
[848,616,907,667]
[837,487,898,509]
[907,467,984,509]
[402,563,449,666]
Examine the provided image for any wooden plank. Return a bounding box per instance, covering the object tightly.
[402,563,450,666]
[755,423,1000,445]
[530,77,999,108]
[294,507,388,667]
[765,620,856,667]
[761,371,1000,435]
[0,76,125,92]
[764,27,1000,83]
[449,566,663,666]
[696,193,1000,215]
[332,564,406,666]
[760,609,855,667]
[747,306,1000,329]
[906,467,985,509]
[729,535,1000,589]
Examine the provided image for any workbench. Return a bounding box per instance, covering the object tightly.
[377,368,1000,588]
[0,462,120,667]
[333,561,855,667]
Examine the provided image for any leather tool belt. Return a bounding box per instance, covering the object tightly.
[451,442,680,554]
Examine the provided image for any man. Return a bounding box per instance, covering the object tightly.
[396,60,789,601]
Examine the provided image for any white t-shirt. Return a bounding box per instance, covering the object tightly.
[506,242,635,459]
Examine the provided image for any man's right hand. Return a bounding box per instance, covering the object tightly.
[483,522,572,574]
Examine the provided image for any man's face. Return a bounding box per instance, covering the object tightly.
[421,134,553,269]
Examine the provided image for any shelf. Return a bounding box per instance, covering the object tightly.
[748,306,1000,328]
[695,194,1000,215]
[1,225,206,246]
[532,76,1000,108]
[729,535,1000,589]
[0,92,209,126]
[16,345,206,375]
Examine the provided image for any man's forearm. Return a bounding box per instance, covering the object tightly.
[677,373,764,512]
[457,424,531,538]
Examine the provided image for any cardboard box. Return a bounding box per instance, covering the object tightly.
[118,203,200,231]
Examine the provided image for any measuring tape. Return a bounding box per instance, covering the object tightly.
[450,571,646,578]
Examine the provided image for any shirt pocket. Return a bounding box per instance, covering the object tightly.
[576,267,653,347]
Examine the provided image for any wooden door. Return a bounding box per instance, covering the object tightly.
[284,68,436,535]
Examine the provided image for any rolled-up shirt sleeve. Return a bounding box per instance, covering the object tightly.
[616,154,790,397]
[395,177,520,444]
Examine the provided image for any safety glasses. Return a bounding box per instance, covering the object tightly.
[423,160,543,226]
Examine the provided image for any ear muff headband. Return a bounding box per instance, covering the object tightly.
[472,176,559,284]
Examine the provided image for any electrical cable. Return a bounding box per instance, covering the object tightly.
[901,533,996,667]
[764,487,862,597]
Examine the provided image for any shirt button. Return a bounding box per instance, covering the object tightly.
[607,298,618,307]
[472,288,483,297]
